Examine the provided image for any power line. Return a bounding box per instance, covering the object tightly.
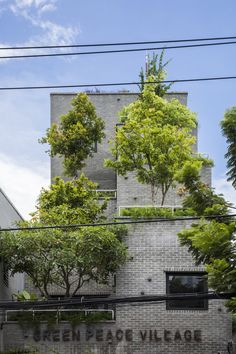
[0,292,235,310]
[1,76,236,91]
[1,40,236,60]
[2,35,236,50]
[0,214,235,233]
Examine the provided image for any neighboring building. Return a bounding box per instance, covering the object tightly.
[0,188,24,300]
[3,92,232,354]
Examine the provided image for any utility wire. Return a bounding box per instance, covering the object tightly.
[2,35,236,50]
[1,292,235,310]
[1,40,236,60]
[0,214,235,233]
[1,76,236,91]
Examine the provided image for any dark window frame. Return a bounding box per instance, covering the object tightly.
[166,272,208,311]
[3,261,9,287]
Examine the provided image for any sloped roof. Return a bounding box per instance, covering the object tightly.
[0,188,23,228]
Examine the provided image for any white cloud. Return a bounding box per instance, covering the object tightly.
[11,0,57,14]
[39,3,56,13]
[0,0,79,62]
[213,176,236,208]
[0,153,49,219]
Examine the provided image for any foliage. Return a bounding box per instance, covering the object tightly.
[105,84,198,205]
[0,350,39,354]
[0,175,128,298]
[178,220,235,265]
[232,314,236,333]
[60,311,113,327]
[139,51,172,97]
[0,225,127,298]
[178,219,236,311]
[12,290,38,302]
[8,311,57,331]
[177,158,236,311]
[176,160,228,216]
[221,106,236,188]
[32,174,107,224]
[121,207,196,219]
[40,93,105,177]
[8,310,113,332]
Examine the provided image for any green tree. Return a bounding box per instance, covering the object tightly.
[221,106,236,188]
[33,173,107,224]
[177,160,236,310]
[106,84,198,205]
[40,93,105,177]
[176,160,227,216]
[0,175,128,298]
[139,51,172,97]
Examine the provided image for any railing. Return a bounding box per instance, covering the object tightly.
[5,308,115,322]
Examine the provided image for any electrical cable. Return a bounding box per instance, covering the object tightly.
[0,292,235,310]
[1,35,236,50]
[1,76,236,91]
[0,214,235,233]
[1,40,236,60]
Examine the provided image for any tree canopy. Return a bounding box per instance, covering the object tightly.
[139,51,172,97]
[177,160,236,311]
[106,84,198,205]
[221,106,236,189]
[40,93,105,177]
[0,175,128,298]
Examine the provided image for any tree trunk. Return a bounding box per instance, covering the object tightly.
[150,184,156,205]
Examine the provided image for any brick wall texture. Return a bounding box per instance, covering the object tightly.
[2,92,232,354]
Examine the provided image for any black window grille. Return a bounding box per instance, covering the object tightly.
[166,272,208,310]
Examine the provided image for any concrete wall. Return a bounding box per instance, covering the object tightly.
[116,166,211,210]
[0,189,24,301]
[50,92,190,188]
[2,92,228,354]
[3,221,232,354]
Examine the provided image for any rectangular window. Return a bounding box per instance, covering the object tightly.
[166,272,207,310]
[3,261,9,287]
[93,141,98,152]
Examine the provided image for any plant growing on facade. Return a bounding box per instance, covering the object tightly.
[105,84,199,205]
[40,92,105,177]
[0,175,128,298]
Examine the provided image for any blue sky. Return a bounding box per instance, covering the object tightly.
[0,0,235,218]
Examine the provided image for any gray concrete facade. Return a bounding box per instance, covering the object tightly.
[0,188,24,301]
[3,220,231,353]
[2,92,231,354]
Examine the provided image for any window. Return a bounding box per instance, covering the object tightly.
[3,261,9,287]
[93,140,98,152]
[166,272,207,310]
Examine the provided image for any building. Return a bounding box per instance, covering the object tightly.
[3,92,232,354]
[0,188,24,300]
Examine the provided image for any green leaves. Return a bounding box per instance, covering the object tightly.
[106,87,197,205]
[0,225,128,298]
[221,106,236,188]
[139,51,172,97]
[34,174,107,225]
[40,93,105,177]
[0,174,128,298]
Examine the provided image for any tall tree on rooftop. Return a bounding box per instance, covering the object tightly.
[139,51,172,97]
[40,93,105,177]
[105,84,200,205]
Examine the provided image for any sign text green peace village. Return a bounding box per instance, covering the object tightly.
[32,328,202,343]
